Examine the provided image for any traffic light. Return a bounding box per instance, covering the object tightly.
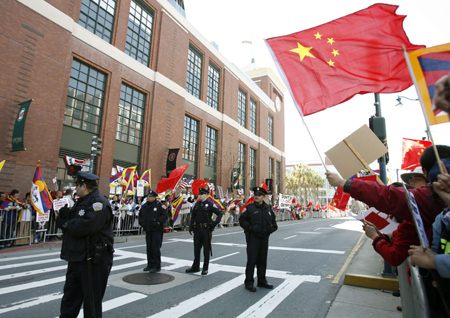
[369,116,386,142]
[91,136,102,157]
[67,164,81,177]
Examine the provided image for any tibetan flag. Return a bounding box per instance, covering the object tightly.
[0,160,5,173]
[241,196,254,212]
[30,161,53,215]
[265,3,425,117]
[171,195,183,222]
[406,42,450,125]
[120,166,137,186]
[191,179,209,196]
[401,138,433,170]
[139,169,151,187]
[233,174,241,188]
[331,187,350,211]
[206,195,224,211]
[156,164,189,194]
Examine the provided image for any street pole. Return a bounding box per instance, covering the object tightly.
[374,93,395,277]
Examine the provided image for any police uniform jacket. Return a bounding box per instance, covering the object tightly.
[239,201,277,238]
[60,189,113,262]
[190,200,223,229]
[138,200,168,232]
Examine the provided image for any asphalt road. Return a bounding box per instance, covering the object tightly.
[0,217,364,318]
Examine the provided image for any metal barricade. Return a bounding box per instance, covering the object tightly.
[397,257,430,318]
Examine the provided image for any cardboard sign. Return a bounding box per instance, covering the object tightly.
[278,194,294,209]
[403,184,429,247]
[53,198,69,212]
[325,125,388,180]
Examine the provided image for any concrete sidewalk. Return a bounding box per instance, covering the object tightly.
[326,235,402,318]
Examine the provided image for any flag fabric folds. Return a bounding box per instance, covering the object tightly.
[265,3,425,117]
[191,179,209,196]
[406,42,450,125]
[233,174,241,188]
[171,195,183,222]
[31,161,53,215]
[139,169,151,187]
[314,201,321,210]
[207,195,224,211]
[0,160,5,173]
[401,138,433,170]
[331,187,350,211]
[156,164,189,194]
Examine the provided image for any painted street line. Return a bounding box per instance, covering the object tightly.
[284,235,297,240]
[296,231,320,234]
[0,251,60,263]
[76,293,148,318]
[210,252,240,262]
[0,292,62,314]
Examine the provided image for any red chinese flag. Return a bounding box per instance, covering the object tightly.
[156,164,189,193]
[292,198,296,204]
[191,179,210,196]
[265,4,425,116]
[401,138,433,170]
[241,196,254,212]
[261,180,269,191]
[314,201,321,210]
[307,202,313,208]
[331,187,350,210]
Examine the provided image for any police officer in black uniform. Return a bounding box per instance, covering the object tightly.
[185,187,222,275]
[56,171,114,318]
[239,186,277,292]
[138,190,169,273]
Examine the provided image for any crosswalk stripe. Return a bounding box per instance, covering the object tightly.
[148,274,245,318]
[76,293,147,318]
[0,292,62,314]
[0,251,60,263]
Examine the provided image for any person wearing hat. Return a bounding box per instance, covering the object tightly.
[239,186,278,292]
[185,186,223,275]
[138,190,169,273]
[56,171,114,318]
[400,166,428,188]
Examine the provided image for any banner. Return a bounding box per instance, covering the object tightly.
[166,148,179,177]
[12,100,33,152]
[279,194,294,209]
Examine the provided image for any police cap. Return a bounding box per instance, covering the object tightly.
[76,171,99,184]
[198,187,210,195]
[148,190,158,197]
[252,186,267,196]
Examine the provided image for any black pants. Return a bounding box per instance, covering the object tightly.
[192,227,210,271]
[146,231,163,269]
[245,233,269,286]
[60,253,113,318]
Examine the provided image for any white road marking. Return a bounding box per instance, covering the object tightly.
[296,231,320,234]
[237,275,321,318]
[210,252,240,262]
[0,251,61,263]
[0,292,62,314]
[314,227,334,231]
[76,292,147,318]
[147,275,245,318]
[0,256,63,270]
[284,235,297,240]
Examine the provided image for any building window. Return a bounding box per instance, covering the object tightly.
[268,114,274,145]
[205,126,217,167]
[238,142,246,189]
[186,45,203,98]
[64,59,106,134]
[276,160,281,193]
[116,83,146,145]
[78,0,117,43]
[207,62,220,110]
[249,98,257,134]
[238,89,247,128]
[183,115,199,161]
[250,148,257,188]
[269,157,274,179]
[125,0,154,67]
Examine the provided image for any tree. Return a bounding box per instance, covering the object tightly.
[285,163,324,206]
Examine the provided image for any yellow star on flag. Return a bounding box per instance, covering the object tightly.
[327,60,335,67]
[314,32,322,39]
[332,49,339,57]
[290,42,315,62]
[327,38,335,45]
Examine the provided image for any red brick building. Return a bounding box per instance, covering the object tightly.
[0,0,286,197]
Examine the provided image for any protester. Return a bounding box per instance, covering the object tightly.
[15,192,35,246]
[400,167,428,188]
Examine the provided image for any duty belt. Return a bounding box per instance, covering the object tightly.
[194,222,209,229]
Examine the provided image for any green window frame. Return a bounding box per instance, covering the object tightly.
[238,89,247,128]
[183,115,199,161]
[207,62,220,110]
[64,59,106,134]
[205,126,217,167]
[116,83,146,145]
[78,0,117,43]
[186,45,203,98]
[125,0,155,67]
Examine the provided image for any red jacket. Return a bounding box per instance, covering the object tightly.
[373,221,420,266]
[349,179,445,243]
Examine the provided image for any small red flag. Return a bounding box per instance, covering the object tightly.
[241,196,254,212]
[314,201,321,210]
[261,180,269,191]
[266,4,424,116]
[331,187,350,210]
[191,179,210,196]
[156,164,189,193]
[401,138,433,170]
[307,202,313,208]
[292,198,296,204]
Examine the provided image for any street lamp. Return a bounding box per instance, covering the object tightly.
[395,95,419,106]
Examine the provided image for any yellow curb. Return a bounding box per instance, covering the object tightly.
[344,273,399,291]
[332,233,365,284]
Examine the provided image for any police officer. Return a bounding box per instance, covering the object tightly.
[56,171,114,318]
[138,190,168,273]
[186,187,222,275]
[239,186,277,292]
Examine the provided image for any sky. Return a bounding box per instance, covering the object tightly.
[183,0,450,182]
